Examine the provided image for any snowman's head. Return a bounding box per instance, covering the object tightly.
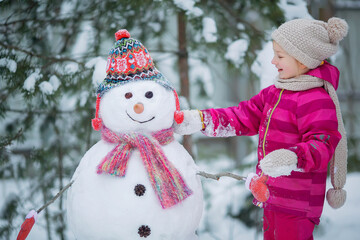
[91,29,184,132]
[99,81,177,133]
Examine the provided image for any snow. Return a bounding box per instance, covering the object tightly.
[314,172,360,239]
[173,0,203,17]
[49,75,61,91]
[278,0,313,20]
[59,94,78,111]
[85,56,107,87]
[225,39,249,67]
[23,69,42,93]
[251,41,278,89]
[71,21,94,58]
[202,17,217,43]
[148,22,162,33]
[38,75,61,95]
[79,91,89,107]
[0,58,17,72]
[189,58,214,97]
[64,62,79,74]
[38,81,54,95]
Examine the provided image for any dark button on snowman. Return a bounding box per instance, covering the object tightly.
[67,30,203,240]
[134,184,146,196]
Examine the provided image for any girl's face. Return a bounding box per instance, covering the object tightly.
[271,41,308,79]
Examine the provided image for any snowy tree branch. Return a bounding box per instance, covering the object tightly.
[0,128,23,149]
[3,107,91,115]
[0,42,83,65]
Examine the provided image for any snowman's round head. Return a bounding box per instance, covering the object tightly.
[99,81,177,133]
[91,29,184,132]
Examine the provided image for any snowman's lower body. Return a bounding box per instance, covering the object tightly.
[67,155,203,240]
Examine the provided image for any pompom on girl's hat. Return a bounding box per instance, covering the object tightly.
[92,29,184,131]
[272,17,348,69]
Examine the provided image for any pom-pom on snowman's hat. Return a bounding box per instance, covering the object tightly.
[92,29,183,131]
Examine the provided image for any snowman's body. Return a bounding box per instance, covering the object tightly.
[67,81,203,240]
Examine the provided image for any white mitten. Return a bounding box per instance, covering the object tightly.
[173,110,203,135]
[259,149,299,177]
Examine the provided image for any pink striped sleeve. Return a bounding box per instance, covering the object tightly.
[201,87,269,137]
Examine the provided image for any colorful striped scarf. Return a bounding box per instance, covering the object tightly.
[97,126,192,209]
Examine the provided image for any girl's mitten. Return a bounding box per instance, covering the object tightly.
[245,173,270,203]
[259,149,298,177]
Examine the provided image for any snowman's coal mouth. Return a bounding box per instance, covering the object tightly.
[126,112,155,124]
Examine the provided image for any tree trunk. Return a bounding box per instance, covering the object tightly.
[177,11,193,157]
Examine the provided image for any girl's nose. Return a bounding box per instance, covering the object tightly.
[271,57,276,65]
[133,103,144,114]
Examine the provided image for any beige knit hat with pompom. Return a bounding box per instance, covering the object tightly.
[272,17,348,69]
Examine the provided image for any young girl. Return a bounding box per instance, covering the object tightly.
[174,17,348,239]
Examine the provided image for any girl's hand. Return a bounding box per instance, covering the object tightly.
[259,149,299,177]
[245,173,270,203]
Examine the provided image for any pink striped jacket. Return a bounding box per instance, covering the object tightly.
[201,62,342,224]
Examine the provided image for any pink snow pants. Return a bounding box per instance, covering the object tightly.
[263,209,315,240]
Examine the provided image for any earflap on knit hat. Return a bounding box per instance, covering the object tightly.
[92,94,102,131]
[173,90,184,124]
[271,17,349,69]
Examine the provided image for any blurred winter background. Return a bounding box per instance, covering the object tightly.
[1,0,360,239]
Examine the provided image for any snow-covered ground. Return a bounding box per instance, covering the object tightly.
[3,156,359,239]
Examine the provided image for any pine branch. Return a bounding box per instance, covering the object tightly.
[0,42,83,65]
[216,0,262,35]
[0,128,23,149]
[3,107,91,115]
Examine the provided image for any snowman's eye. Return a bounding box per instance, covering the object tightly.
[125,92,133,99]
[145,91,153,99]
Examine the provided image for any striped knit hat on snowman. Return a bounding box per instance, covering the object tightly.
[272,17,349,209]
[92,29,184,131]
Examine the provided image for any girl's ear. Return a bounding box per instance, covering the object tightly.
[298,62,308,70]
[297,61,310,76]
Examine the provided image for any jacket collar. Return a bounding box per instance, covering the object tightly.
[306,61,340,90]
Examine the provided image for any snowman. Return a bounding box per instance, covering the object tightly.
[66,30,203,240]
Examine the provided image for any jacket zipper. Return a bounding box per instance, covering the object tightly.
[262,89,284,157]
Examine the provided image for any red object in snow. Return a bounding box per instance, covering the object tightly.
[249,174,270,203]
[17,210,37,240]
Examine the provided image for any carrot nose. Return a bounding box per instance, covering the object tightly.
[134,103,144,114]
